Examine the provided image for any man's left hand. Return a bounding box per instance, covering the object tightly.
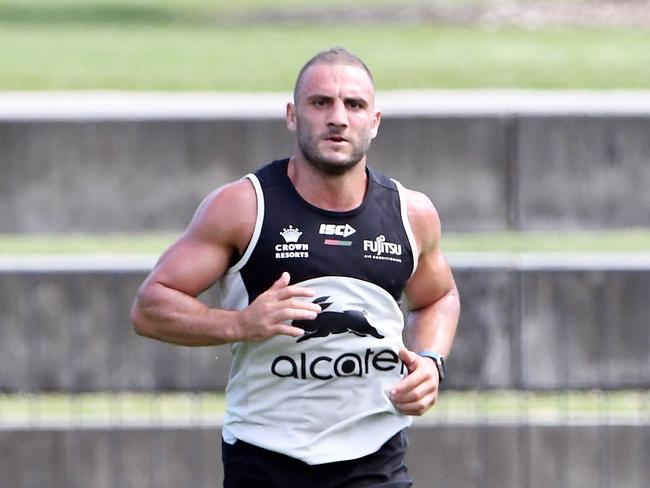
[389,348,440,416]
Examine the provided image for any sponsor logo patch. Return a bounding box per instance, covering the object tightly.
[275,225,309,259]
[323,239,352,247]
[363,235,402,263]
[269,296,405,380]
[271,348,407,380]
[319,223,356,237]
[320,223,355,247]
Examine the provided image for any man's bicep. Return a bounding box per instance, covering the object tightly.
[403,192,454,311]
[149,234,233,298]
[404,249,456,312]
[147,179,256,298]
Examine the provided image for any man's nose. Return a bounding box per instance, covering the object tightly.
[327,99,348,127]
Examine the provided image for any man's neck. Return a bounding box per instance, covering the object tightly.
[287,156,368,212]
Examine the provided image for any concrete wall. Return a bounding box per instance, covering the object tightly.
[368,116,514,231]
[2,422,647,488]
[2,92,650,232]
[1,256,648,393]
[0,266,230,392]
[516,115,650,230]
[0,119,292,233]
[520,267,650,389]
[1,425,221,488]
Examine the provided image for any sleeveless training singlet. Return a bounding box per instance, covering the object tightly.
[218,158,419,465]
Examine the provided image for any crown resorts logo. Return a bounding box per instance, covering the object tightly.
[276,225,309,259]
[281,225,302,243]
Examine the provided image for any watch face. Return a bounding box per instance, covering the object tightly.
[419,352,446,381]
[437,357,446,380]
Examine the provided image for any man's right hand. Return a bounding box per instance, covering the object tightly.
[235,272,321,342]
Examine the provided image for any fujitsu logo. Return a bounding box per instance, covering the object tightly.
[363,235,402,256]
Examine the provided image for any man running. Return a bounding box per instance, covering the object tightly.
[132,47,460,487]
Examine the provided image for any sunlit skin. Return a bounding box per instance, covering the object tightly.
[287,63,381,177]
[284,63,381,212]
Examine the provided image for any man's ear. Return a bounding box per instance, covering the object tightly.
[370,110,381,139]
[286,102,297,132]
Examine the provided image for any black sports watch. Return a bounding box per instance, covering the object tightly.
[418,351,446,382]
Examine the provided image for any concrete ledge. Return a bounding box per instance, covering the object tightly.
[3,91,650,119]
[1,255,648,392]
[2,421,647,488]
[2,91,650,232]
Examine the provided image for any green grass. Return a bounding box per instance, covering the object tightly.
[0,0,587,22]
[0,233,179,255]
[0,1,648,90]
[0,392,227,424]
[1,390,647,425]
[0,230,649,255]
[441,229,650,254]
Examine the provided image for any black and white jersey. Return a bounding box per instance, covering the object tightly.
[219,158,418,465]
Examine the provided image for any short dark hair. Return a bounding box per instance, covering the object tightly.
[293,47,374,101]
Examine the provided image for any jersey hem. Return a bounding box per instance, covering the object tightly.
[222,416,412,465]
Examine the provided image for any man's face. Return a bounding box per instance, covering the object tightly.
[287,63,381,175]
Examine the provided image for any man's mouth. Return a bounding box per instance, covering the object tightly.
[326,136,347,143]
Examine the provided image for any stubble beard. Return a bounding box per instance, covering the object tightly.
[296,120,372,177]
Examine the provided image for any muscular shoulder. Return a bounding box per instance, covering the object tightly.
[401,187,441,254]
[188,178,257,254]
[142,178,257,296]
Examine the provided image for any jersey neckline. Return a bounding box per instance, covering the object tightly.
[276,158,375,219]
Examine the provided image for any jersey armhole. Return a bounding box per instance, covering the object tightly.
[391,179,419,278]
[227,173,264,274]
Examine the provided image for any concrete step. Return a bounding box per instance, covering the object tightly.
[2,91,650,232]
[2,420,647,488]
[1,254,648,392]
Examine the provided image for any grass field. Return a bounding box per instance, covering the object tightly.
[1,390,647,425]
[1,0,649,90]
[0,230,649,255]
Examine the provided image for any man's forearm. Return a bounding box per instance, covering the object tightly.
[404,289,460,356]
[131,282,239,347]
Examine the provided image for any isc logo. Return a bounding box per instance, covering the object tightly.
[319,223,356,237]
